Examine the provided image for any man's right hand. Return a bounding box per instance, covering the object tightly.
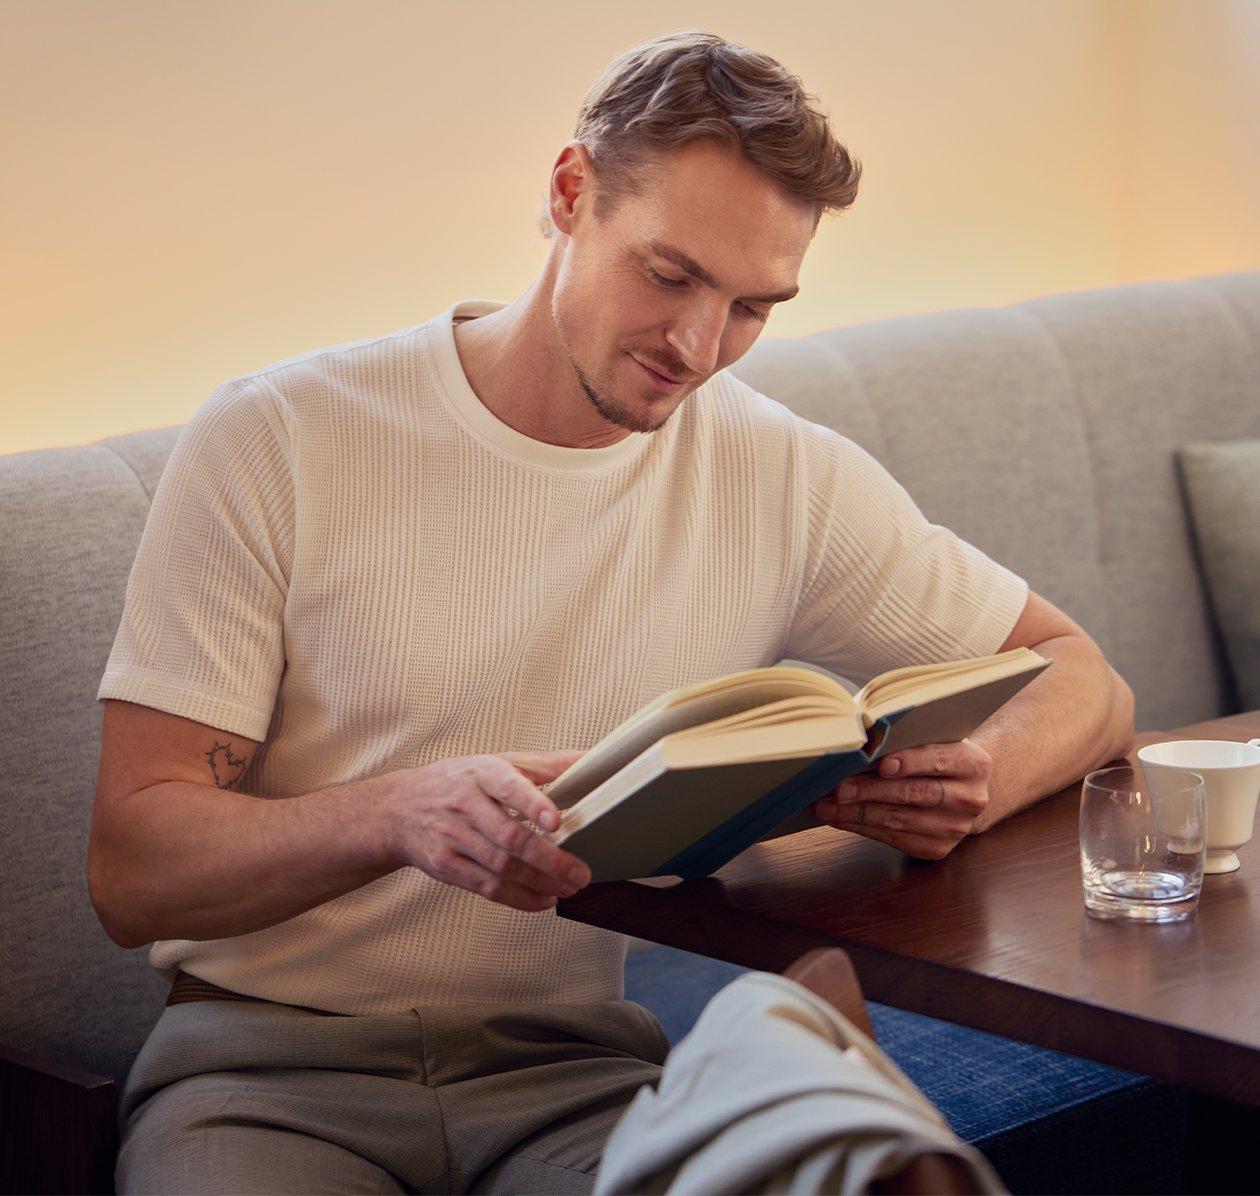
[383,750,592,912]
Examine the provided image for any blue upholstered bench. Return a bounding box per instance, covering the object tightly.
[625,944,1187,1194]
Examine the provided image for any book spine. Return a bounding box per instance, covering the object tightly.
[649,709,911,880]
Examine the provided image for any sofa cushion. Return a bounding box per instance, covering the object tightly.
[1177,438,1260,710]
[732,271,1260,732]
[0,435,180,1089]
[625,943,1185,1193]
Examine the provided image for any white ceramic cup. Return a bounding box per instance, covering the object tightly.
[1137,739,1260,873]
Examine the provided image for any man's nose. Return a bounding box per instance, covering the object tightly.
[666,303,726,378]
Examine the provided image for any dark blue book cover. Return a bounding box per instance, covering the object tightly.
[651,709,911,879]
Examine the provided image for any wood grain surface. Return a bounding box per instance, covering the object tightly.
[557,711,1260,1105]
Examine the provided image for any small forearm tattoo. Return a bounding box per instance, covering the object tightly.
[205,741,249,789]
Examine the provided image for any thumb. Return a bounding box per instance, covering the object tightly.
[498,748,587,780]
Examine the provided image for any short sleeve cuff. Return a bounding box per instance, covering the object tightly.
[962,563,1029,659]
[97,666,274,742]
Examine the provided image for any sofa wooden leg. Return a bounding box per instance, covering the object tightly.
[0,1043,118,1195]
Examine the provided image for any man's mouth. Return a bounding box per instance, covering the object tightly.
[630,355,687,392]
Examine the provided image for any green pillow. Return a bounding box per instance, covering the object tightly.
[1177,438,1260,711]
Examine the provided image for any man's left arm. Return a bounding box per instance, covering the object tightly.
[813,589,1137,858]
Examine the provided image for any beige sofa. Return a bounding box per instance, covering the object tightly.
[2,269,1257,1191]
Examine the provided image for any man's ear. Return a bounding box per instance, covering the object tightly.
[548,141,593,238]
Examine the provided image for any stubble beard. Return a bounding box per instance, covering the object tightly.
[571,352,679,435]
[552,304,678,436]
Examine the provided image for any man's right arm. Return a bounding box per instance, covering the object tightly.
[88,700,590,949]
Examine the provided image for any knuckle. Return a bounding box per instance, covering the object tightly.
[476,755,509,782]
[933,749,951,774]
[429,845,456,872]
[441,788,470,813]
[963,788,988,814]
[505,820,532,853]
[907,779,934,805]
[534,846,564,872]
[514,837,545,869]
[481,878,506,902]
[486,847,511,874]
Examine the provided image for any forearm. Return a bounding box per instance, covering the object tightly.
[90,774,400,948]
[969,635,1136,832]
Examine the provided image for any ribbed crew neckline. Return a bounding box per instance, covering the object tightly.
[428,299,655,473]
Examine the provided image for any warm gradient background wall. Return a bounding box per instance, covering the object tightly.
[3,0,1258,455]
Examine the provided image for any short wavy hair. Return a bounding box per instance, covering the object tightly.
[539,29,862,239]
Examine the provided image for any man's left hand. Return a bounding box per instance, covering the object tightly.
[812,738,992,860]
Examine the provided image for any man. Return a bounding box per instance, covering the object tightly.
[89,28,1134,1194]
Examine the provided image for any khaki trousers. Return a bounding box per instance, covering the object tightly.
[116,990,670,1194]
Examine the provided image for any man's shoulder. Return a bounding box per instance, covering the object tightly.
[217,319,438,416]
[709,368,794,420]
[188,319,440,463]
[705,369,854,463]
[701,369,801,443]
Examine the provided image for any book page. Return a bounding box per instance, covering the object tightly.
[545,666,854,809]
[552,701,865,832]
[867,663,1052,755]
[657,695,863,766]
[855,647,1048,724]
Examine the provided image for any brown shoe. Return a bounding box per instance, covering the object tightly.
[781,947,876,1041]
[783,950,984,1194]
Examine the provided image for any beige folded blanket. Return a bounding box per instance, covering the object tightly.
[594,971,1006,1195]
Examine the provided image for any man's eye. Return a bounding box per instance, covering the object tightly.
[646,264,767,323]
[645,265,688,289]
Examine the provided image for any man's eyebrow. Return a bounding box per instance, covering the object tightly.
[644,238,800,304]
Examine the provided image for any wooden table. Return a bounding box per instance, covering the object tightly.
[557,710,1260,1109]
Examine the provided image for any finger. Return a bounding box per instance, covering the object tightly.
[510,817,592,887]
[474,756,566,831]
[439,849,562,912]
[835,775,953,808]
[825,819,961,862]
[462,776,592,886]
[863,774,988,817]
[825,801,978,840]
[878,740,988,782]
[443,819,578,898]
[496,749,587,783]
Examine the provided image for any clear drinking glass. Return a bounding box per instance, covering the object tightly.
[1079,765,1206,922]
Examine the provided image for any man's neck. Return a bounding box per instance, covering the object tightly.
[451,284,635,450]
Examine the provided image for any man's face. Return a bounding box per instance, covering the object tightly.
[549,139,816,434]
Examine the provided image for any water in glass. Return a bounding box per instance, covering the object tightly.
[1079,765,1205,922]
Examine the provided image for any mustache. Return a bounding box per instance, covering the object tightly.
[634,354,695,385]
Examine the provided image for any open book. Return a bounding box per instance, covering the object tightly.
[543,647,1051,882]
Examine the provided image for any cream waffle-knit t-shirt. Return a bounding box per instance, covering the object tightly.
[96,299,1029,1014]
